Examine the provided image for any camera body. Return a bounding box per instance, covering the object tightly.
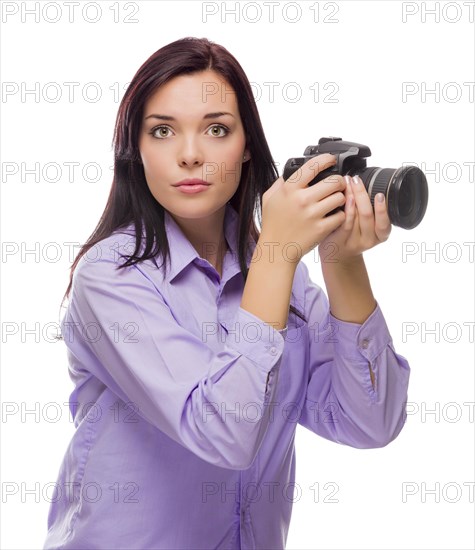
[282,137,428,229]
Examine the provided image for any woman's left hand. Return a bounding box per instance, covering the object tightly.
[318,174,392,263]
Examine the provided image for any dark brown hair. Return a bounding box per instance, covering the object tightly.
[61,37,306,324]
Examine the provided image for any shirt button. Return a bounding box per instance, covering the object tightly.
[360,338,369,349]
[270,346,277,355]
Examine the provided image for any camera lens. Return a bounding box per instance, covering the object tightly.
[356,166,428,229]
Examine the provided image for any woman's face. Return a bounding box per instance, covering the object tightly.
[138,69,250,220]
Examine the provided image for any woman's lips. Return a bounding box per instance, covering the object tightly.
[175,183,211,194]
[173,182,209,191]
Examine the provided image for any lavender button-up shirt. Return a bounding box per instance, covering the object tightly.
[44,202,410,549]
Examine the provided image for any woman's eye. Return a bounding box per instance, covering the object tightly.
[208,124,229,137]
[150,126,172,139]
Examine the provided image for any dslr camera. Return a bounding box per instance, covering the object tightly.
[283,137,428,229]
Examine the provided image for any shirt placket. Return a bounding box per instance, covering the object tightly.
[238,450,260,549]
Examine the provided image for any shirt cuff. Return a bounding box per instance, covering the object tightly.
[224,306,286,375]
[328,300,392,363]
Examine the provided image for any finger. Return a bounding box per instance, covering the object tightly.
[351,175,375,241]
[316,189,346,218]
[344,174,355,201]
[317,208,346,238]
[307,173,347,203]
[341,175,356,232]
[374,192,392,241]
[286,153,337,189]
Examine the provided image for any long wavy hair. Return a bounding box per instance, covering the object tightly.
[60,37,306,324]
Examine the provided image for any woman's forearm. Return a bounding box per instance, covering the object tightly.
[320,253,377,324]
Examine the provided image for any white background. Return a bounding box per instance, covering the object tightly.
[1,0,474,548]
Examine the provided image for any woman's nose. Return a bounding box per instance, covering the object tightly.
[178,141,204,167]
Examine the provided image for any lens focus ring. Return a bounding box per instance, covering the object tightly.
[370,168,394,202]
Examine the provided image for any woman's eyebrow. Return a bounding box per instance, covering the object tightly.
[144,112,235,121]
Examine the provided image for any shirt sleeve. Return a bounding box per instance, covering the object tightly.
[62,244,286,470]
[296,261,411,448]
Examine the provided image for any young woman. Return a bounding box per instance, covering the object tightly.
[43,37,411,549]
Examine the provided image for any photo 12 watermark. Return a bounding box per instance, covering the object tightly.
[1,480,140,504]
[1,82,131,103]
[401,321,474,343]
[401,161,475,184]
[201,480,340,504]
[405,401,475,423]
[402,482,475,503]
[401,242,475,263]
[201,1,340,24]
[401,2,475,23]
[1,1,140,24]
[402,82,475,103]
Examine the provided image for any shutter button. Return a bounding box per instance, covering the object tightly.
[360,339,369,349]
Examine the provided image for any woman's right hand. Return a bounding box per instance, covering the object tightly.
[260,153,347,263]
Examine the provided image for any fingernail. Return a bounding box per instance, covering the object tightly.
[352,176,359,185]
[344,175,351,185]
[377,193,384,202]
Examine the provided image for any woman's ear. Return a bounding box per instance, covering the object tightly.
[243,147,251,163]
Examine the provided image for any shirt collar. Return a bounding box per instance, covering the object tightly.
[164,202,255,283]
